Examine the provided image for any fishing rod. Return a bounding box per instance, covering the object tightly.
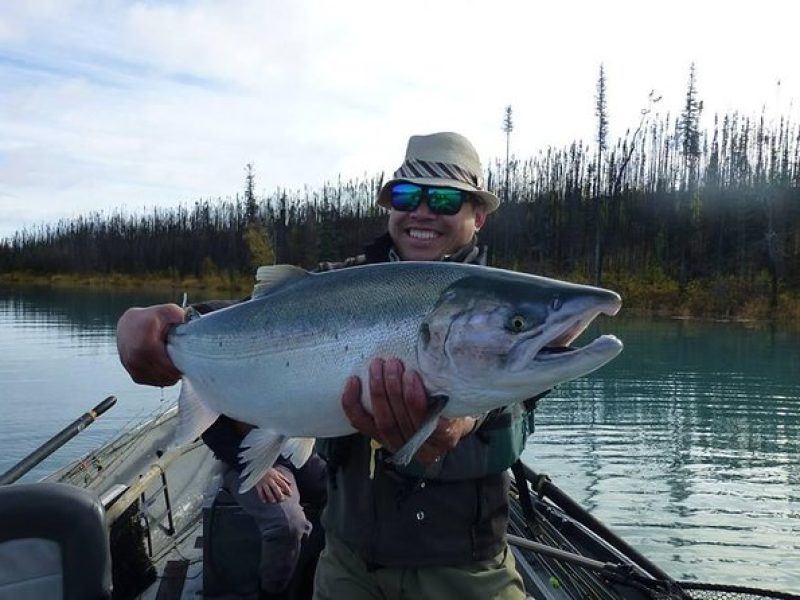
[519,463,675,583]
[0,396,117,485]
[508,533,651,581]
[508,532,800,600]
[512,465,800,600]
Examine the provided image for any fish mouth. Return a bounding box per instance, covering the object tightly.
[533,335,622,363]
[537,345,576,357]
[532,297,622,363]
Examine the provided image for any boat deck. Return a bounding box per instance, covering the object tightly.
[21,406,798,600]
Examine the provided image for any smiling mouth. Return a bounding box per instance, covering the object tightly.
[407,229,440,240]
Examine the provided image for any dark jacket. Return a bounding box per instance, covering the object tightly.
[316,233,534,567]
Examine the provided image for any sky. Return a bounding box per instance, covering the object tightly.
[1,0,799,241]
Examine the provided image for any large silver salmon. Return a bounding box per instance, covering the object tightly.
[167,261,623,490]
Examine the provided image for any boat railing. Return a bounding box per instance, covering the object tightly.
[509,461,800,600]
[105,439,204,528]
[99,483,128,509]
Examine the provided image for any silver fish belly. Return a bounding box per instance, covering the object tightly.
[167,261,623,489]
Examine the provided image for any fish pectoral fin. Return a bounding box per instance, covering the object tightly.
[174,378,220,447]
[238,429,286,492]
[280,437,316,468]
[388,395,449,467]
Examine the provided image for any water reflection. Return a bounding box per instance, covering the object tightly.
[0,286,177,334]
[2,289,799,591]
[525,315,800,590]
[0,286,180,482]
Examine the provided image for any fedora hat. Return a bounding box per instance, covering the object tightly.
[377,132,500,213]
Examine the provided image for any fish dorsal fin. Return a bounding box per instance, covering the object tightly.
[252,265,310,298]
[183,306,203,322]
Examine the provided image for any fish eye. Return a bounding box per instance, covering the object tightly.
[508,314,527,333]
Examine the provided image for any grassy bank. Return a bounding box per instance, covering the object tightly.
[0,270,254,296]
[2,269,799,325]
[568,269,800,325]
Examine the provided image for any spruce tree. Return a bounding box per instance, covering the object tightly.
[680,63,703,191]
[503,105,513,203]
[593,64,609,285]
[244,163,258,224]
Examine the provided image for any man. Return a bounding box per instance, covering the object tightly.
[311,132,527,600]
[117,132,530,599]
[202,414,326,599]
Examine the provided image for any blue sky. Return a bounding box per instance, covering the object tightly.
[1,0,798,240]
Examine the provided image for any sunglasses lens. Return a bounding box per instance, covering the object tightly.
[427,188,465,215]
[390,183,423,212]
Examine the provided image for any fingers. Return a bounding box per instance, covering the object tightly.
[257,481,276,503]
[369,359,408,451]
[402,368,427,432]
[414,419,452,465]
[273,469,293,496]
[342,357,472,464]
[414,445,441,465]
[415,416,474,465]
[256,468,294,503]
[384,359,416,439]
[342,375,379,439]
[116,304,184,387]
[342,360,412,452]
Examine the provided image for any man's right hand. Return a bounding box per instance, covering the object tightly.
[116,303,185,386]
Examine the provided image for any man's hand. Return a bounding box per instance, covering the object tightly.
[116,304,185,386]
[341,358,477,465]
[255,467,293,503]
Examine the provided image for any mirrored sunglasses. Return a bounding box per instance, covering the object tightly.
[389,183,471,216]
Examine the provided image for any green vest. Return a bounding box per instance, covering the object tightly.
[317,401,536,482]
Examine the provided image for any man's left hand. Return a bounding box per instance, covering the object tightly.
[341,358,477,465]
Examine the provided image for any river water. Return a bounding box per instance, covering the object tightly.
[1,286,798,592]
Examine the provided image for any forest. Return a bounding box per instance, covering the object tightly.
[2,66,799,320]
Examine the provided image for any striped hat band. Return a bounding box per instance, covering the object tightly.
[393,159,484,189]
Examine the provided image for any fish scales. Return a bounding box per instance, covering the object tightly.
[166,261,624,489]
[169,264,466,438]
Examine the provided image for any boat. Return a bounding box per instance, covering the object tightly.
[1,399,798,600]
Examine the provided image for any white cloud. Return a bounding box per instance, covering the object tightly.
[1,0,799,240]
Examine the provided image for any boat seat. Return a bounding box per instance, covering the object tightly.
[202,486,261,598]
[0,482,112,600]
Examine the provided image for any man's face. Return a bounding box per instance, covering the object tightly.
[388,197,487,261]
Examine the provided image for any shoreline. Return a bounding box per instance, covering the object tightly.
[0,271,254,296]
[2,270,798,328]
